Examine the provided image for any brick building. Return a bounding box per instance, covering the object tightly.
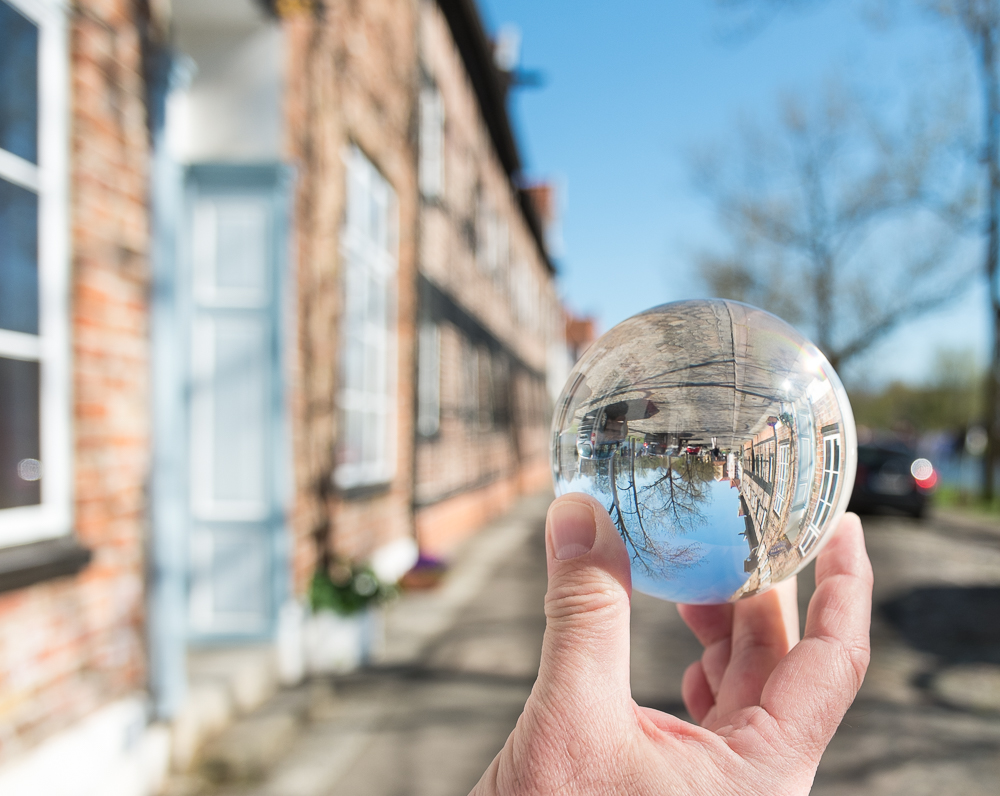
[0,0,564,791]
[412,0,562,554]
[733,364,854,600]
[0,0,161,792]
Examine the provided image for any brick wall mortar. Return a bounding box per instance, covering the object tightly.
[0,0,151,767]
[284,0,420,585]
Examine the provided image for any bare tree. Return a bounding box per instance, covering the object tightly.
[695,80,976,372]
[933,0,1000,502]
[604,445,704,578]
[710,0,999,502]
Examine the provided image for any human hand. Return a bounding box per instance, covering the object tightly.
[470,493,873,796]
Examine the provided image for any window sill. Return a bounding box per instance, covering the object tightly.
[0,536,92,595]
[337,480,393,502]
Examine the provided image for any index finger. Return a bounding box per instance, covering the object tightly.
[758,513,873,757]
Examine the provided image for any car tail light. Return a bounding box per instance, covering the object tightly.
[911,458,937,491]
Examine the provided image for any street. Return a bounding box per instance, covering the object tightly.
[195,495,1000,796]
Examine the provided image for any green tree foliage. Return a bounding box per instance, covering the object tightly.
[849,348,983,432]
[710,0,1000,498]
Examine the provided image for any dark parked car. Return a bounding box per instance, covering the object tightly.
[576,407,627,460]
[849,442,937,518]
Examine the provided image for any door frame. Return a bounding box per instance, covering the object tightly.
[149,158,293,716]
[181,163,293,647]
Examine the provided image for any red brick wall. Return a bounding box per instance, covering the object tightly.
[0,0,150,765]
[284,0,419,586]
[411,0,559,555]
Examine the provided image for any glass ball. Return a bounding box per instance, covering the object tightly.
[551,299,856,604]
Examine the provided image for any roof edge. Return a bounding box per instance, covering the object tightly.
[436,0,555,274]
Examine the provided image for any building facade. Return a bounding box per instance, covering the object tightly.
[734,377,850,599]
[0,0,564,791]
[413,0,561,555]
[0,0,159,791]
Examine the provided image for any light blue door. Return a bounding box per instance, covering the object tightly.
[182,164,290,643]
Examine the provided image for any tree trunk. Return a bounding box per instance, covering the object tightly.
[978,22,1000,502]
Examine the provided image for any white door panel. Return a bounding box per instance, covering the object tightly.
[183,165,288,641]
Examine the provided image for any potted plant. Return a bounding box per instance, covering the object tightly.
[304,559,396,675]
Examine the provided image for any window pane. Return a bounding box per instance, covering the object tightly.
[198,199,268,300]
[0,0,39,164]
[368,271,384,328]
[0,356,41,509]
[211,317,268,504]
[338,148,396,486]
[339,407,362,467]
[343,334,364,393]
[0,176,39,334]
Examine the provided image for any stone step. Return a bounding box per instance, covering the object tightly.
[199,685,318,784]
[199,712,298,784]
[158,681,337,794]
[171,645,281,773]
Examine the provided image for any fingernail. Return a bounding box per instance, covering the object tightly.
[550,500,597,561]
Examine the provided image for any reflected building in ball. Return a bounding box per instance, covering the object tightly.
[551,299,856,604]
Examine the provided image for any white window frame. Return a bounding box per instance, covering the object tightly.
[418,81,444,200]
[0,0,71,548]
[462,337,479,427]
[416,321,440,437]
[800,432,842,555]
[476,196,499,275]
[496,216,509,285]
[335,146,398,489]
[772,442,790,517]
[511,259,538,328]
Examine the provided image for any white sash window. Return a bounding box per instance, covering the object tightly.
[419,82,444,200]
[416,322,440,437]
[0,0,70,547]
[335,146,398,489]
[800,432,842,555]
[772,442,790,517]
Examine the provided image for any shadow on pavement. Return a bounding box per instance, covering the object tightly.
[881,586,1000,665]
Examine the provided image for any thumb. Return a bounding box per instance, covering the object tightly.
[534,493,633,715]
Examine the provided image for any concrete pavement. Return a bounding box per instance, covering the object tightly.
[813,509,1000,795]
[175,494,1000,795]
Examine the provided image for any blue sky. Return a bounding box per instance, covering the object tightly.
[478,0,990,388]
[557,472,750,603]
[630,480,751,605]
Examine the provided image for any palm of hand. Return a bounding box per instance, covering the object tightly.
[471,497,872,796]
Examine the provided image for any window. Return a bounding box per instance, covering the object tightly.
[418,81,444,199]
[800,431,841,555]
[0,0,70,547]
[335,146,398,489]
[491,354,511,427]
[461,337,479,427]
[496,217,509,286]
[416,322,440,437]
[477,346,494,429]
[510,259,538,329]
[772,443,790,517]
[476,196,499,276]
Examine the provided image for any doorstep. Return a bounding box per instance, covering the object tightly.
[170,644,281,772]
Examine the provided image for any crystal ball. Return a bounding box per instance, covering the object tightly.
[551,299,856,604]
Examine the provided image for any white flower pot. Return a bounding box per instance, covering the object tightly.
[304,607,382,675]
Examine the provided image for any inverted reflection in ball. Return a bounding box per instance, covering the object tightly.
[550,300,856,604]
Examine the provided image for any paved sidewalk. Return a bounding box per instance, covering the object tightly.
[204,490,559,796]
[813,510,1000,795]
[279,489,709,796]
[196,496,1000,796]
